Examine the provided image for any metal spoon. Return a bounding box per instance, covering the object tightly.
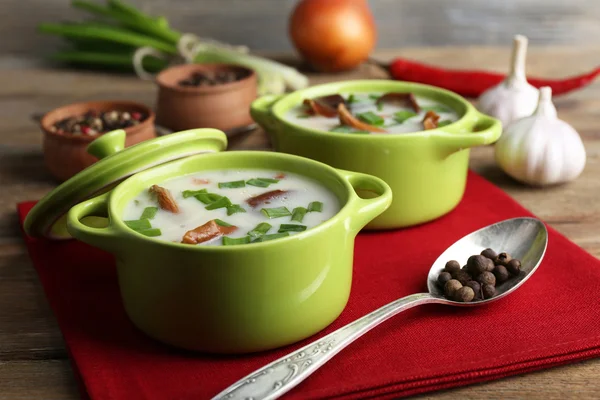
[212,217,548,400]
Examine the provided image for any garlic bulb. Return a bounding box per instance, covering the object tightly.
[495,87,586,186]
[478,35,539,127]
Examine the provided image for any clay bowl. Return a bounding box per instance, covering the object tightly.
[40,100,156,182]
[155,63,258,133]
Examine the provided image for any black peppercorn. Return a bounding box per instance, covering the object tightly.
[495,252,512,266]
[455,286,475,302]
[480,248,498,260]
[467,255,492,276]
[482,284,496,299]
[451,270,472,285]
[444,279,463,299]
[465,280,481,295]
[492,265,510,283]
[476,271,496,286]
[444,260,461,273]
[437,271,452,287]
[506,259,521,275]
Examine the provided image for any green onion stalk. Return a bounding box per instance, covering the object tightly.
[38,0,309,95]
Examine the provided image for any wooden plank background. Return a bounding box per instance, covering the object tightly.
[2,0,600,57]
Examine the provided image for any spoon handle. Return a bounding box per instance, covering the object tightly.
[211,292,438,400]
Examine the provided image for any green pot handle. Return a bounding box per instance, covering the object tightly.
[338,169,393,233]
[432,110,502,156]
[66,192,122,254]
[250,94,284,133]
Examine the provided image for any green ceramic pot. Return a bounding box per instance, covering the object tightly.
[250,80,502,230]
[66,138,392,354]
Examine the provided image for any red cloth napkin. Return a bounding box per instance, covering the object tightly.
[18,171,600,400]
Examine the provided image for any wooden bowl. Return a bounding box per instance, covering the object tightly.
[155,63,257,133]
[40,100,156,182]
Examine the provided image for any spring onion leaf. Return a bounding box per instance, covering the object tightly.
[218,180,246,189]
[124,219,151,230]
[248,222,272,238]
[140,206,158,220]
[194,192,222,204]
[438,120,452,127]
[252,232,290,242]
[222,236,250,246]
[226,204,246,216]
[393,111,417,124]
[261,207,292,219]
[347,93,358,103]
[291,207,307,223]
[183,189,207,198]
[307,202,323,212]
[138,228,162,237]
[246,178,279,188]
[205,196,232,210]
[356,112,384,126]
[278,224,307,233]
[214,219,233,227]
[376,103,384,111]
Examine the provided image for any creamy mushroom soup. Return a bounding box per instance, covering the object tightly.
[285,92,460,134]
[122,169,340,246]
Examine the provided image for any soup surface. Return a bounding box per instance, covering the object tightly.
[285,92,460,134]
[122,169,340,246]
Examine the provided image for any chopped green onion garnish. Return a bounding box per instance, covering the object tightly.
[205,196,232,210]
[248,222,272,239]
[261,206,292,219]
[291,207,307,222]
[252,232,290,242]
[376,103,384,111]
[138,228,162,237]
[307,201,323,212]
[140,206,158,220]
[222,236,251,246]
[226,204,246,216]
[422,105,450,113]
[124,219,152,231]
[438,120,452,127]
[347,93,357,103]
[356,111,384,126]
[218,180,246,189]
[369,94,380,100]
[246,177,279,187]
[195,192,223,205]
[278,224,307,233]
[183,189,207,198]
[214,219,233,227]
[393,110,417,124]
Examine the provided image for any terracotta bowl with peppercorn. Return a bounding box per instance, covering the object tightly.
[154,63,258,134]
[40,100,156,181]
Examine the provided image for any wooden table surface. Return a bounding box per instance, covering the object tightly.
[1,48,600,399]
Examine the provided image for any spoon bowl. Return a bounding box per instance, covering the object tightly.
[428,217,548,306]
[213,217,549,400]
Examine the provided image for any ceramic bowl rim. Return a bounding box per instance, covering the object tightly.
[155,63,257,95]
[104,150,388,254]
[268,79,480,140]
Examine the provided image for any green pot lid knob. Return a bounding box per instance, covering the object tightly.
[87,129,126,159]
[24,128,229,240]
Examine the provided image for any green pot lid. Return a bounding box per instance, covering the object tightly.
[24,128,228,240]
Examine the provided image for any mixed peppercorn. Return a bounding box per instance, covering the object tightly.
[437,248,522,302]
[178,69,248,87]
[50,110,146,136]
